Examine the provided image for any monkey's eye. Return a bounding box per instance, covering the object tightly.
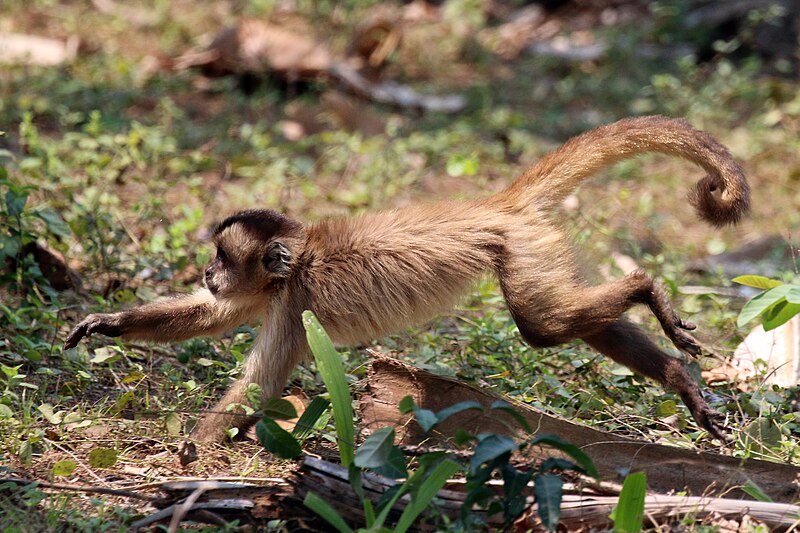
[216,248,228,264]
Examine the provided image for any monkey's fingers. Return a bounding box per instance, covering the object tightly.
[63,323,90,349]
[63,314,123,349]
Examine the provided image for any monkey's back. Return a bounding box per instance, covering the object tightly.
[299,201,508,344]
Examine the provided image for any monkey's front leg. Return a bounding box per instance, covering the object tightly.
[190,305,309,443]
[64,288,257,349]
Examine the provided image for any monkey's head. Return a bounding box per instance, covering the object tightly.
[206,209,304,298]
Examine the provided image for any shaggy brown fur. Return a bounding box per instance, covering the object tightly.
[65,115,750,443]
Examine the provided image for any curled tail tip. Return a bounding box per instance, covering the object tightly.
[689,174,751,227]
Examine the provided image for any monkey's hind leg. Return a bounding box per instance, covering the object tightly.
[500,259,724,438]
[583,319,727,441]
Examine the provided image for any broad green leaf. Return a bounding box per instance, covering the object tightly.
[732,275,783,290]
[292,396,329,440]
[34,208,71,239]
[454,429,477,446]
[398,395,415,414]
[355,427,395,469]
[52,460,77,477]
[303,311,354,468]
[5,190,27,217]
[165,412,182,436]
[38,403,63,424]
[737,285,793,328]
[656,400,677,417]
[540,457,578,473]
[261,397,298,420]
[490,400,533,432]
[395,459,460,533]
[369,445,408,479]
[762,301,800,331]
[534,473,563,532]
[470,434,518,475]
[88,447,117,469]
[530,434,599,479]
[0,404,13,418]
[435,400,483,424]
[256,418,302,459]
[613,471,646,533]
[786,286,800,304]
[413,407,438,433]
[304,492,355,533]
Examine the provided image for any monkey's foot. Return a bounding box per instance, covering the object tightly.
[666,325,702,356]
[690,403,729,443]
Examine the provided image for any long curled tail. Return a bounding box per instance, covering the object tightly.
[502,115,750,226]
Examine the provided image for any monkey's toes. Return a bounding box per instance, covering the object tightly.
[670,329,701,356]
[674,313,697,331]
[694,406,729,443]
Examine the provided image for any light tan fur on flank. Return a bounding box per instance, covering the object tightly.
[65,116,750,443]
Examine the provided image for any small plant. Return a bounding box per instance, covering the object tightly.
[611,471,647,533]
[256,312,598,531]
[734,275,800,331]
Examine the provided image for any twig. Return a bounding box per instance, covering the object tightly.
[0,477,164,503]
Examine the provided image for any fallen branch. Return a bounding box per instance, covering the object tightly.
[360,356,800,501]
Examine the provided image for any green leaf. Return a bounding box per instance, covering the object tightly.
[454,429,477,446]
[786,286,800,304]
[398,395,415,414]
[52,460,77,477]
[656,400,677,417]
[304,492,355,533]
[369,445,408,479]
[530,434,599,479]
[34,208,71,239]
[742,480,773,503]
[5,189,28,217]
[292,396,329,440]
[534,473,563,532]
[303,311,354,468]
[256,418,302,459]
[395,459,460,533]
[38,403,63,424]
[762,301,800,331]
[355,427,396,469]
[737,285,793,328]
[490,400,533,432]
[435,400,483,424]
[261,397,298,420]
[732,275,783,290]
[165,412,182,436]
[413,407,438,433]
[540,457,578,473]
[612,471,646,533]
[470,434,518,475]
[88,447,118,469]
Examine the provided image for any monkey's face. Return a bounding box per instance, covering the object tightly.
[206,217,299,298]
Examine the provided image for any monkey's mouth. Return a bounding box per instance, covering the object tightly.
[204,278,219,295]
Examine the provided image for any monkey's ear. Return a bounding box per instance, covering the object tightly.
[263,242,292,275]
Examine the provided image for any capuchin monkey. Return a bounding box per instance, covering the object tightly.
[64,116,750,443]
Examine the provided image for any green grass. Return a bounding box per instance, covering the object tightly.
[2,1,800,530]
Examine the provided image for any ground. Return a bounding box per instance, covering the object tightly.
[1,0,799,530]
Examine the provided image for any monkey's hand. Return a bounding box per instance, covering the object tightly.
[64,313,124,349]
